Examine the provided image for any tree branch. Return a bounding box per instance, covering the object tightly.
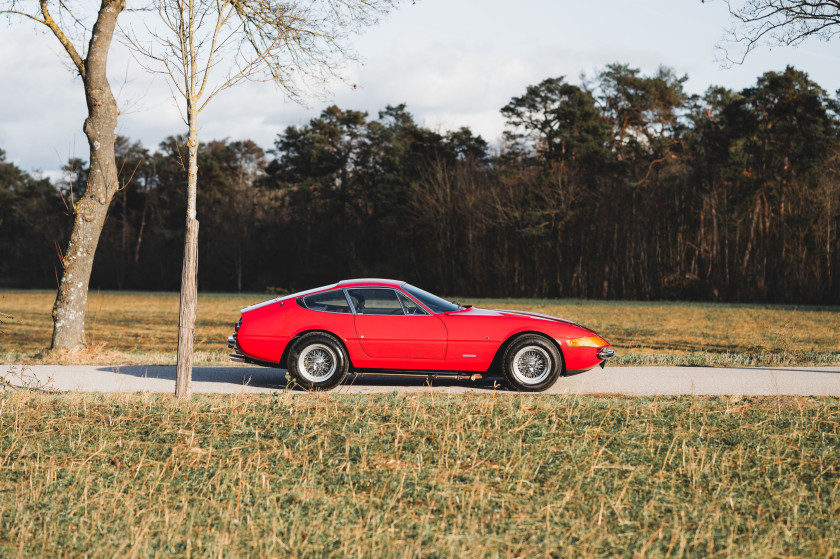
[722,0,840,64]
[39,0,86,78]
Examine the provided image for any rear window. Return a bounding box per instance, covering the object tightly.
[299,290,352,313]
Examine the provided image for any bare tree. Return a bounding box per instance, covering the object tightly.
[717,1,840,298]
[1,0,126,350]
[125,0,398,398]
[719,1,840,63]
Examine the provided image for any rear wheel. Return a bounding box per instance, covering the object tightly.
[502,335,563,392]
[288,332,348,390]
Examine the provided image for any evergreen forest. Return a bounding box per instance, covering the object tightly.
[2,64,838,303]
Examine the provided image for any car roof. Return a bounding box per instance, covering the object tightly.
[241,279,405,313]
[337,278,404,288]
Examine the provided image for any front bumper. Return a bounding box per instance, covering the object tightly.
[597,348,615,360]
[597,348,615,368]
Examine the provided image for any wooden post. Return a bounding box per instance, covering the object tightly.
[175,216,199,399]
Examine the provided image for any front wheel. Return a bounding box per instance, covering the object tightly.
[502,335,563,392]
[288,332,349,390]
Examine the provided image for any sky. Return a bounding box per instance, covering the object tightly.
[2,0,840,177]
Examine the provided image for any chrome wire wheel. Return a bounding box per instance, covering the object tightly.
[511,345,552,385]
[296,343,337,383]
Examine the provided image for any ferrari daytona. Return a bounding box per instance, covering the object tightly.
[227,279,614,391]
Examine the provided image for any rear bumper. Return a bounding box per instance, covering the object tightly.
[228,334,249,363]
[228,322,278,368]
[228,318,249,363]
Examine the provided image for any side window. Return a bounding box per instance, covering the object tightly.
[347,288,404,316]
[397,292,428,315]
[299,290,352,314]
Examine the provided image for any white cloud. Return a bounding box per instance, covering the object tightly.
[2,0,840,175]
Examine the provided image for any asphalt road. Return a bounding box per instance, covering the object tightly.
[3,364,839,396]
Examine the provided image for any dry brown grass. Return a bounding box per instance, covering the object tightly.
[0,392,837,557]
[0,291,253,365]
[1,290,839,366]
[480,298,840,366]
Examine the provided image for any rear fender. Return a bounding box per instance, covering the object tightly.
[280,329,355,371]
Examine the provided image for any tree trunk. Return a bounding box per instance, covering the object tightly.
[175,216,198,399]
[175,112,200,399]
[236,249,242,293]
[51,0,124,349]
[134,191,149,264]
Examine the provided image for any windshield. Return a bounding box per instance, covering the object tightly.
[400,283,462,313]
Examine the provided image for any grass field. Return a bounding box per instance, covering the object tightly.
[0,392,836,557]
[2,290,840,366]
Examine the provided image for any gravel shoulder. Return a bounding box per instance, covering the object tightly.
[4,364,839,396]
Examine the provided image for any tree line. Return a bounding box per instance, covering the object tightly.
[2,63,838,303]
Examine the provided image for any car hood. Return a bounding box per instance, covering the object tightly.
[446,306,597,334]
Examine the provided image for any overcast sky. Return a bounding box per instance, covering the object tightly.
[2,0,840,176]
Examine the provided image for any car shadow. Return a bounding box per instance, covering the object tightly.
[97,365,289,390]
[97,365,509,392]
[338,373,507,392]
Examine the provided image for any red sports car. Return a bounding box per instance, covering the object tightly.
[228,279,614,392]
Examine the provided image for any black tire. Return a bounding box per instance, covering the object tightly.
[287,332,348,390]
[501,335,563,392]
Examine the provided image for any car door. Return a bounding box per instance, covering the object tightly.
[348,287,447,360]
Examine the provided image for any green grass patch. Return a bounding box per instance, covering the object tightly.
[0,392,837,557]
